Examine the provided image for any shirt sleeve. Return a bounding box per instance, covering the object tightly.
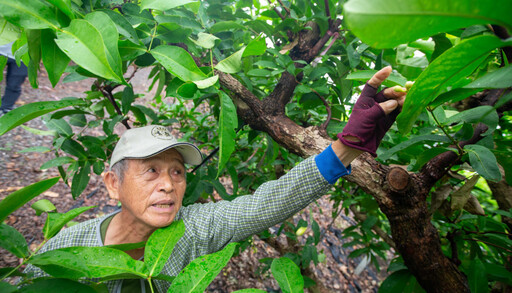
[179,156,335,255]
[314,144,351,184]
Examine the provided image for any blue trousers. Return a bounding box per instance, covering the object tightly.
[1,58,28,111]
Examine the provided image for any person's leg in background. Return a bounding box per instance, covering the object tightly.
[0,58,28,114]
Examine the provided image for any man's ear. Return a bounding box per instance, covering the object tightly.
[103,171,120,200]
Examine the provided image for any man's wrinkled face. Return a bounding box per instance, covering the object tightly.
[113,148,187,230]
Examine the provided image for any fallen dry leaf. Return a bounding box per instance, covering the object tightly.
[0,186,23,193]
[43,191,59,198]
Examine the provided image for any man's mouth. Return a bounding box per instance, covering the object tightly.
[153,203,173,208]
[151,200,174,210]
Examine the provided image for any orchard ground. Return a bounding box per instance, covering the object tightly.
[0,67,388,292]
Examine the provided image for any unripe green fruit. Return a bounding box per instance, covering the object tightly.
[405,81,414,90]
[393,85,407,93]
[296,226,307,236]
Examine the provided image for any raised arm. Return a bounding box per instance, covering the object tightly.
[180,67,406,254]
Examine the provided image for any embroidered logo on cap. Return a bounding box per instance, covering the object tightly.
[151,126,173,140]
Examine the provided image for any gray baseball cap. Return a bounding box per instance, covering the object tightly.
[110,125,202,168]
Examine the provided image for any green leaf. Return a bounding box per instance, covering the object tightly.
[29,250,90,279]
[243,38,266,57]
[32,246,147,280]
[0,177,59,223]
[379,135,450,161]
[55,19,123,83]
[189,32,219,49]
[431,33,453,61]
[446,106,498,136]
[0,18,21,45]
[122,85,135,115]
[18,278,97,293]
[100,9,140,45]
[0,99,85,136]
[40,156,75,170]
[379,269,425,293]
[0,0,60,30]
[151,45,207,82]
[85,11,123,82]
[0,282,17,293]
[61,138,87,159]
[466,258,488,293]
[31,199,57,216]
[41,29,71,87]
[210,21,246,33]
[217,92,238,178]
[0,224,29,258]
[46,0,75,20]
[19,146,52,153]
[71,163,91,199]
[232,290,266,293]
[192,75,218,89]
[397,35,512,134]
[0,55,6,81]
[271,257,304,293]
[105,241,146,252]
[145,220,185,276]
[168,242,237,293]
[464,145,501,182]
[43,206,95,239]
[346,70,407,86]
[465,65,512,89]
[247,68,271,77]
[214,47,245,74]
[141,0,197,11]
[343,0,512,48]
[430,88,481,108]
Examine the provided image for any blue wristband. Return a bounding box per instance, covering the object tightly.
[314,145,352,184]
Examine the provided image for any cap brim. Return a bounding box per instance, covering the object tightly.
[123,143,202,166]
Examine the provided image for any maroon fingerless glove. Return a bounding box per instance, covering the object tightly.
[337,83,400,157]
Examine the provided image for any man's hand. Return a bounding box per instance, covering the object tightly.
[332,66,406,166]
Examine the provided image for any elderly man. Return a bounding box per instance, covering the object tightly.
[24,67,405,292]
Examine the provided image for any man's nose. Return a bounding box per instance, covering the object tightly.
[158,172,175,193]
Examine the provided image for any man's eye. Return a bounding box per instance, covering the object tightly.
[147,168,156,173]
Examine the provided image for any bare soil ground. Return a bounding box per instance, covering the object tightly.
[0,68,388,292]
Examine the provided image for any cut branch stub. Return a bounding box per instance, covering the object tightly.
[387,167,410,192]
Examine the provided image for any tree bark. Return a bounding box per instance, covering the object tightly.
[216,18,484,293]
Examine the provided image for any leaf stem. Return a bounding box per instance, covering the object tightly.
[0,239,48,282]
[210,49,214,76]
[427,107,463,154]
[148,277,155,293]
[147,23,158,53]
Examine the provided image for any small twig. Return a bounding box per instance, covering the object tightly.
[95,81,131,129]
[267,0,285,20]
[464,230,512,237]
[324,0,331,19]
[464,238,512,254]
[312,31,339,67]
[191,147,219,173]
[310,88,331,131]
[446,231,461,265]
[277,0,290,15]
[427,107,463,154]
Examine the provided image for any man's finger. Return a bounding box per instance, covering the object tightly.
[379,100,398,115]
[368,66,392,88]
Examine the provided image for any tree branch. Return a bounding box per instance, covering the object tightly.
[94,81,131,129]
